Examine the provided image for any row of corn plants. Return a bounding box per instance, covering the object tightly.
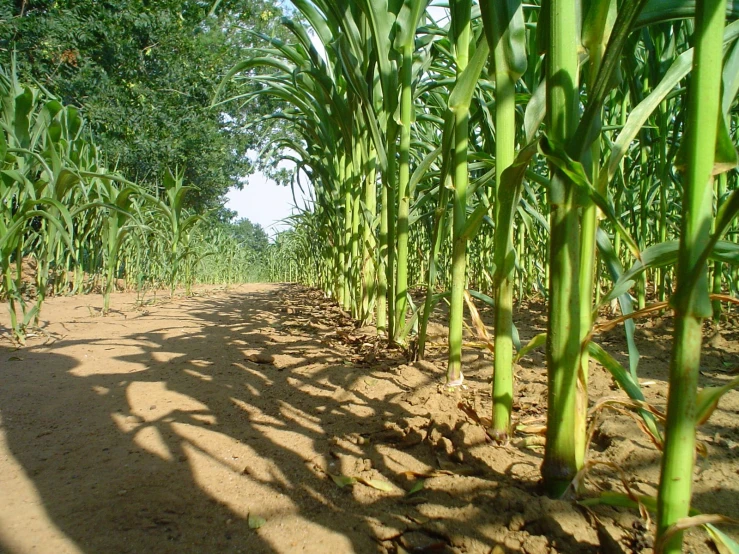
[227,0,739,550]
[1,64,269,343]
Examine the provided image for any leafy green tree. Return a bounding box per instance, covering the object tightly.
[0,0,290,210]
[231,217,269,255]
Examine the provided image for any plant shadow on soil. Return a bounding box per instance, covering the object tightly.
[1,284,738,553]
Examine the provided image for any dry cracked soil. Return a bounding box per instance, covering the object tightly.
[1,283,738,553]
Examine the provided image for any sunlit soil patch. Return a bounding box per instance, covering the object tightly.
[1,283,737,553]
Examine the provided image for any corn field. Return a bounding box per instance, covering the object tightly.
[215,1,739,551]
[3,0,739,551]
[0,64,269,344]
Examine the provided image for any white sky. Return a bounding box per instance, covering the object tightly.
[225,170,305,238]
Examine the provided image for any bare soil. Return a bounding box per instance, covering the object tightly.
[1,283,738,554]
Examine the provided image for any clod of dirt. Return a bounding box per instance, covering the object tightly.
[402,381,439,408]
[595,520,628,554]
[374,421,406,444]
[413,360,440,373]
[590,427,613,451]
[437,437,454,457]
[245,352,275,364]
[509,513,526,532]
[522,534,550,554]
[527,497,600,552]
[450,421,488,448]
[398,530,453,553]
[628,518,654,552]
[371,419,429,449]
[330,451,369,475]
[367,517,403,541]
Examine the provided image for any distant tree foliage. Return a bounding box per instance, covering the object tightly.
[0,0,290,212]
[231,217,270,255]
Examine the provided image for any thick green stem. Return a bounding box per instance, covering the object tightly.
[491,29,517,439]
[574,13,608,471]
[351,181,361,317]
[658,104,669,302]
[542,0,582,497]
[712,172,727,320]
[656,0,726,551]
[394,45,413,341]
[350,140,362,318]
[419,180,449,359]
[638,136,649,308]
[363,147,377,325]
[386,127,398,338]
[447,0,471,385]
[3,262,22,342]
[378,172,389,333]
[342,157,352,312]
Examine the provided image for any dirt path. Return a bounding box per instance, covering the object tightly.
[1,284,738,553]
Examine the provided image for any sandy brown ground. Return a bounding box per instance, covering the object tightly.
[1,283,738,554]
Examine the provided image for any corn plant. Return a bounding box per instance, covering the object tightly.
[656,0,737,550]
[1,65,74,341]
[239,2,739,550]
[140,169,207,297]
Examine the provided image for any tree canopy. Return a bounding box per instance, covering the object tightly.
[1,0,289,212]
[231,217,270,254]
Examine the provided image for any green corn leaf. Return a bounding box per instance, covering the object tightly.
[579,490,739,553]
[596,228,640,377]
[248,513,266,529]
[636,0,739,28]
[329,473,357,487]
[480,0,528,79]
[21,305,41,328]
[334,39,389,171]
[523,80,546,143]
[407,479,425,496]
[394,0,430,53]
[579,491,659,512]
[409,145,442,198]
[492,141,539,283]
[467,289,495,308]
[0,121,7,162]
[13,86,33,149]
[695,376,739,425]
[355,0,399,109]
[722,38,739,118]
[705,523,739,554]
[0,206,73,255]
[448,34,490,114]
[713,111,739,175]
[602,241,680,304]
[357,477,395,492]
[588,342,661,443]
[572,0,651,159]
[65,106,81,138]
[605,239,739,307]
[1,169,35,190]
[683,190,739,294]
[514,332,546,362]
[582,0,618,57]
[711,241,739,265]
[599,20,739,194]
[290,0,336,50]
